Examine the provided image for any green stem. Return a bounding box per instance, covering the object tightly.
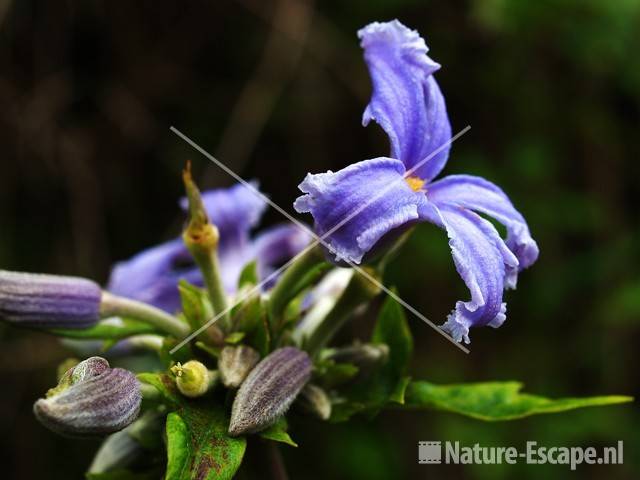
[304,268,381,357]
[188,243,230,330]
[268,244,326,320]
[126,334,164,352]
[100,292,189,338]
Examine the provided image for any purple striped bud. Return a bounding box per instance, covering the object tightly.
[219,345,260,388]
[34,356,141,437]
[229,347,312,436]
[0,270,101,328]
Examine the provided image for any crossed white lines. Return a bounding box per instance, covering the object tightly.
[169,125,471,354]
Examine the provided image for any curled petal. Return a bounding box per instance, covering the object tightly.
[420,203,510,343]
[294,158,427,264]
[0,270,101,328]
[428,175,539,288]
[34,357,141,437]
[359,20,452,180]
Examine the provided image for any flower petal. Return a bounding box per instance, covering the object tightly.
[419,202,509,343]
[107,239,190,313]
[428,174,539,288]
[359,20,452,180]
[109,183,270,310]
[294,158,427,264]
[252,223,311,284]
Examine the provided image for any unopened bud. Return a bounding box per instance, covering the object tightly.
[322,342,389,368]
[218,345,260,388]
[0,270,101,328]
[34,357,141,437]
[229,347,311,436]
[171,360,218,398]
[297,384,331,420]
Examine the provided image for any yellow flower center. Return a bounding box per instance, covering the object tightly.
[405,176,426,192]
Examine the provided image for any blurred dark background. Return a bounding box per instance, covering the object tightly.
[0,0,638,478]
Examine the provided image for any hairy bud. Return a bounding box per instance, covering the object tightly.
[0,270,101,328]
[171,360,218,398]
[297,384,332,420]
[229,347,311,436]
[218,345,260,388]
[33,357,141,437]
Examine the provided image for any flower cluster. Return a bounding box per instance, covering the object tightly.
[10,20,621,480]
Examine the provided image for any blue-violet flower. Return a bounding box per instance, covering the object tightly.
[294,20,539,343]
[108,182,309,313]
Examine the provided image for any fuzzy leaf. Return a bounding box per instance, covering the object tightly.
[164,404,246,480]
[403,381,633,420]
[52,318,157,340]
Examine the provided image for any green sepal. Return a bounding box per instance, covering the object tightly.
[258,417,298,447]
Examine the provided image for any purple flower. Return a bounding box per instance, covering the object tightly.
[294,20,539,343]
[108,182,309,313]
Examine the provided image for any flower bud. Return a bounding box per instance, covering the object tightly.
[322,342,389,368]
[218,345,260,388]
[33,356,141,437]
[0,270,101,328]
[171,360,218,398]
[297,384,332,420]
[229,347,312,436]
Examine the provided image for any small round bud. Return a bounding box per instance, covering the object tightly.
[34,357,141,437]
[0,270,102,328]
[218,345,260,388]
[229,347,312,436]
[171,360,217,398]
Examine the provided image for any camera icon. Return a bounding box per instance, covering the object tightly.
[418,441,442,464]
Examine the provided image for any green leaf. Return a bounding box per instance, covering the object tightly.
[371,294,413,382]
[52,317,158,340]
[224,332,245,344]
[237,260,258,288]
[137,373,181,405]
[314,360,359,389]
[165,413,190,479]
[403,381,633,421]
[178,281,213,332]
[195,341,220,359]
[164,403,246,480]
[329,294,413,421]
[259,418,298,447]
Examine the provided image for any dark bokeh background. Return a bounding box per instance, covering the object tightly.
[0,0,638,478]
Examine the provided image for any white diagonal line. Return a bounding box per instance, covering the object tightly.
[169,126,471,354]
